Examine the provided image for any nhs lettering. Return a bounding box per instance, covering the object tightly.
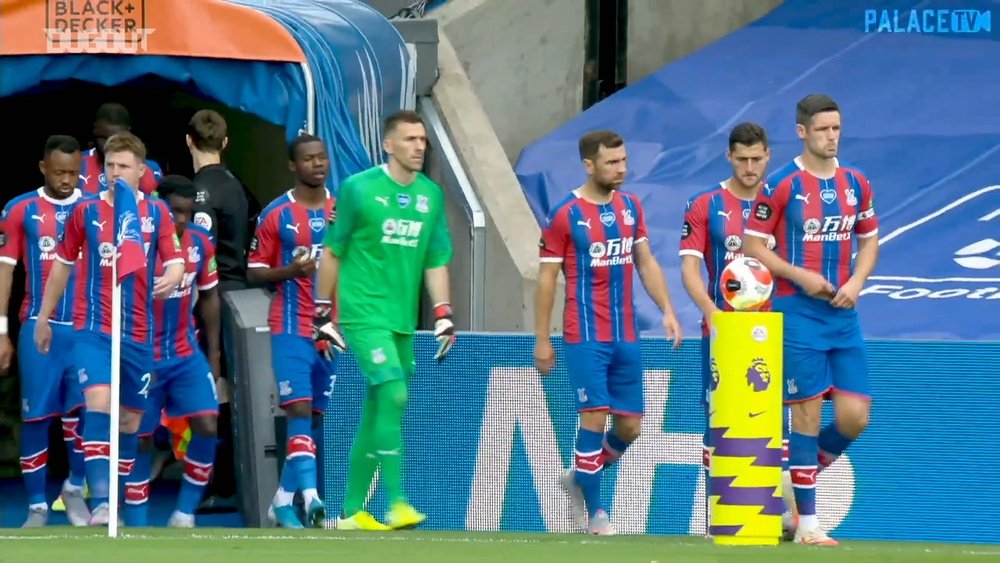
[321,335,861,539]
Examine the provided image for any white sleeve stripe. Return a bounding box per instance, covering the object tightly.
[247,262,269,269]
[744,229,771,239]
[0,257,16,266]
[162,258,185,267]
[679,249,704,259]
[539,257,564,263]
[856,228,879,239]
[635,236,648,243]
[198,280,220,291]
[55,255,75,265]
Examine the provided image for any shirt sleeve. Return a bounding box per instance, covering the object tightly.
[634,197,649,244]
[248,210,278,268]
[0,201,25,266]
[678,196,709,259]
[538,207,570,263]
[197,234,220,291]
[55,205,86,265]
[140,159,164,196]
[745,181,790,239]
[855,175,878,239]
[324,180,356,257]
[425,201,453,269]
[155,201,184,266]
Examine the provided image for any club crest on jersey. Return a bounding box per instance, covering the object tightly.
[820,187,837,204]
[599,211,615,227]
[309,217,326,233]
[416,195,429,213]
[141,216,155,233]
[397,193,411,208]
[99,173,106,185]
[55,210,69,223]
[742,208,751,220]
[188,245,201,265]
[845,188,858,206]
[622,209,635,226]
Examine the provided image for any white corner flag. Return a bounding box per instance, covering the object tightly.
[108,179,146,538]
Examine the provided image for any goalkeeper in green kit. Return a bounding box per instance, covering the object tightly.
[315,110,456,531]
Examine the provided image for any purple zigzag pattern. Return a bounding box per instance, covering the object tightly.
[710,475,785,516]
[709,427,783,468]
[710,524,744,536]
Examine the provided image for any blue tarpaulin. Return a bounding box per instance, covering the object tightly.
[0,0,411,188]
[516,0,1000,341]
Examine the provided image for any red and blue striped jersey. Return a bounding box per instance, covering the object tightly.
[539,189,648,344]
[680,182,773,330]
[0,188,85,324]
[78,148,163,196]
[744,158,878,298]
[247,190,335,338]
[55,194,184,344]
[153,226,219,362]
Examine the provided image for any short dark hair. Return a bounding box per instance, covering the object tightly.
[384,110,424,135]
[728,123,768,151]
[796,94,840,126]
[578,130,624,161]
[95,102,131,127]
[43,135,80,158]
[288,134,325,160]
[157,175,197,200]
[188,110,227,152]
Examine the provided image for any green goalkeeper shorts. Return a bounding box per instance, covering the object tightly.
[343,329,415,386]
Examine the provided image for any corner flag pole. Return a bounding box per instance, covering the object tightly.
[109,240,122,538]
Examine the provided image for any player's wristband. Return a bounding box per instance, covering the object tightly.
[433,303,453,319]
[0,316,8,335]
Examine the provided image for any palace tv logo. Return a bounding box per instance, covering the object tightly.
[45,0,155,54]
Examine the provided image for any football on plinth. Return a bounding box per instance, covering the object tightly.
[720,257,774,311]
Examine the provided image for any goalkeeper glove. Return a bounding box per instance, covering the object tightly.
[313,300,347,360]
[432,302,456,363]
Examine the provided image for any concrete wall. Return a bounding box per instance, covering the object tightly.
[432,0,586,164]
[432,33,566,335]
[627,0,783,85]
[429,0,781,333]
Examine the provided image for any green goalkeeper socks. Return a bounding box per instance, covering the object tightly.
[342,378,410,516]
[342,394,380,517]
[372,379,408,505]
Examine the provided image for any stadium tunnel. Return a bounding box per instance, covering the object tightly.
[0,0,416,524]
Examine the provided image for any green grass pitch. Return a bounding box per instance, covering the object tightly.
[2,528,998,563]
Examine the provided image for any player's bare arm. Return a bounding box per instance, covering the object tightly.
[0,260,15,372]
[425,265,456,362]
[197,285,223,376]
[743,234,835,298]
[154,260,186,299]
[634,240,682,347]
[316,248,340,303]
[831,233,879,309]
[533,261,561,375]
[34,260,72,354]
[247,256,316,284]
[679,255,721,326]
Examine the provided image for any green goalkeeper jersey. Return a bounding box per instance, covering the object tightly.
[324,165,453,334]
